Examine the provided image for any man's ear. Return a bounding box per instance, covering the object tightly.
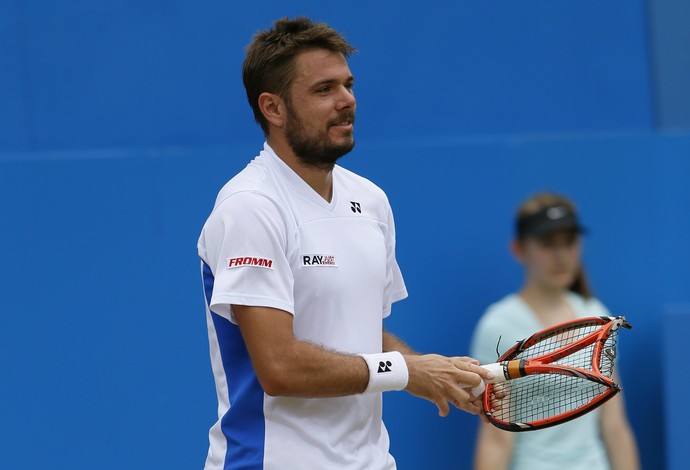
[258,92,285,129]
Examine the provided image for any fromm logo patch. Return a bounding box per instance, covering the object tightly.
[227,257,274,269]
[302,254,337,267]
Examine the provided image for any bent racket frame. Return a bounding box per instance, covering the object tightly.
[473,315,631,432]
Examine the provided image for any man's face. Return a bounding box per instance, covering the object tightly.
[284,49,356,168]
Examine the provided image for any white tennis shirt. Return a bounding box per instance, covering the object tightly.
[198,143,408,469]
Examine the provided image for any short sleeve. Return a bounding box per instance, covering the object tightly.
[382,199,408,317]
[567,292,613,319]
[199,191,294,323]
[585,297,612,317]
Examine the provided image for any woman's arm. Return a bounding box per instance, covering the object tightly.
[473,421,514,470]
[600,392,640,470]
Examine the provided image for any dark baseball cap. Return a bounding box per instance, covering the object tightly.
[516,204,586,238]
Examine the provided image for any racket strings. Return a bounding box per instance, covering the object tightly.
[547,329,619,375]
[491,374,608,424]
[517,322,600,361]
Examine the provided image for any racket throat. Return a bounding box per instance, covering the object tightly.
[502,359,528,379]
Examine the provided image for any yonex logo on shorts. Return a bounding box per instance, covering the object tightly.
[302,254,338,267]
[226,257,274,269]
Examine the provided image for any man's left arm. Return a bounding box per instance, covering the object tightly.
[382,329,418,355]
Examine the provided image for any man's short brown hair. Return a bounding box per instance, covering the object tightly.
[242,17,356,136]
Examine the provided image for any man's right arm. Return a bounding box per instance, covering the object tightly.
[235,304,493,415]
[234,304,370,397]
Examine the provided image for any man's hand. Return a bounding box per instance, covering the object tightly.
[404,354,493,417]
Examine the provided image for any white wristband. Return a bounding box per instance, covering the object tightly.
[359,351,409,394]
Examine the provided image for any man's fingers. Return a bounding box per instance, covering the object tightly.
[445,394,481,416]
[436,399,450,417]
[476,366,495,381]
[467,363,495,381]
[464,402,482,415]
[453,355,478,364]
[447,385,478,412]
[451,369,484,389]
[406,354,499,418]
[451,357,495,381]
[468,394,484,412]
[438,384,471,417]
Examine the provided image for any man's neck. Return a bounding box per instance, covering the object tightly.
[267,137,334,202]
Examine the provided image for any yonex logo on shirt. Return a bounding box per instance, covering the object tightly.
[302,254,338,267]
[377,361,392,373]
[350,201,361,213]
[226,257,274,269]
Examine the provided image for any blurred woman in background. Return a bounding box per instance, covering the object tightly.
[470,192,639,470]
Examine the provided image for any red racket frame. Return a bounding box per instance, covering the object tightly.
[483,316,630,431]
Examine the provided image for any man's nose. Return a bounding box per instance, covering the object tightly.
[336,86,356,109]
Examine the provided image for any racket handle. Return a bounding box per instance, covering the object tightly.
[471,362,506,396]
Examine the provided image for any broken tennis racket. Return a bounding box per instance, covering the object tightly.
[472,315,631,431]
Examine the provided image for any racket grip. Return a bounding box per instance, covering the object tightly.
[471,363,506,397]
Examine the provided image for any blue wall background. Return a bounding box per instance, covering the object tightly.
[1,1,688,469]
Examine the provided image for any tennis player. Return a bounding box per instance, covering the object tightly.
[197,17,493,469]
[470,193,640,470]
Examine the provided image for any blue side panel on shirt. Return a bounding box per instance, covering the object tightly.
[202,262,266,470]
